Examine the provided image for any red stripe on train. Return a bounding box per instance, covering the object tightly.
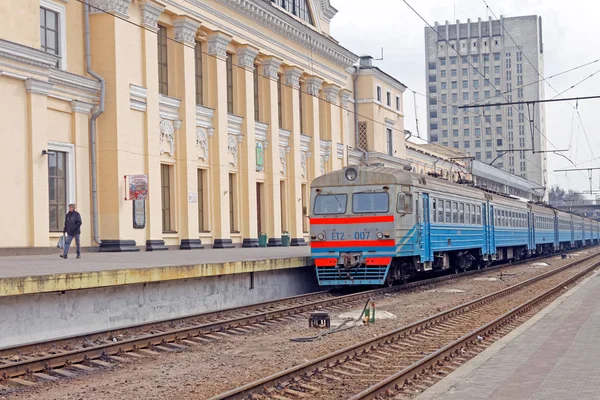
[314,258,337,266]
[310,216,394,225]
[310,240,396,248]
[365,257,392,265]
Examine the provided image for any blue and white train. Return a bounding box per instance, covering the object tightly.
[310,166,600,286]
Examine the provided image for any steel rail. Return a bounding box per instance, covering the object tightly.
[350,259,600,399]
[0,250,592,381]
[208,251,600,400]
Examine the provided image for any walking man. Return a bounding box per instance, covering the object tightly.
[60,204,82,259]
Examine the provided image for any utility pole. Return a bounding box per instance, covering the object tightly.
[554,167,600,194]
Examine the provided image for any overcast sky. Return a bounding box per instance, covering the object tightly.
[330,0,600,196]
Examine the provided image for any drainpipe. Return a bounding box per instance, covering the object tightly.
[84,3,104,245]
[352,66,368,165]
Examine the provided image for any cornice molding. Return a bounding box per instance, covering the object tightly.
[360,68,407,93]
[173,17,201,46]
[300,134,311,152]
[185,0,356,69]
[207,31,232,59]
[139,0,165,32]
[50,69,101,94]
[71,100,95,114]
[159,94,181,120]
[340,89,351,109]
[130,84,148,112]
[0,39,58,69]
[320,0,338,22]
[25,79,53,96]
[88,0,132,18]
[196,105,215,129]
[237,45,259,70]
[284,67,303,89]
[262,56,283,79]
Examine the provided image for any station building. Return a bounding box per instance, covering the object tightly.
[0,0,408,253]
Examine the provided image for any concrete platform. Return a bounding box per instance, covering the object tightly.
[0,247,310,297]
[416,268,600,400]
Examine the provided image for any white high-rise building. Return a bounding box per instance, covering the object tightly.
[424,16,547,186]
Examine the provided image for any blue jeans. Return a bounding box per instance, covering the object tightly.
[64,234,81,256]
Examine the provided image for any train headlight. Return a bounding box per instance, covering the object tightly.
[376,232,384,239]
[317,233,325,241]
[345,167,358,181]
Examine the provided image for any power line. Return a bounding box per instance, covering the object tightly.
[550,67,600,99]
[459,95,600,108]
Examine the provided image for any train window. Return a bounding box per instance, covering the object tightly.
[313,194,347,215]
[396,193,413,214]
[476,206,481,224]
[459,203,464,223]
[352,192,388,214]
[471,206,477,224]
[438,200,445,222]
[466,204,471,224]
[452,202,458,223]
[510,212,514,227]
[445,201,452,223]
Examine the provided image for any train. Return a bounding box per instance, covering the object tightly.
[309,165,600,286]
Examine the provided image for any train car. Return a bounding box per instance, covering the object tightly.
[583,217,594,246]
[310,165,599,287]
[531,203,557,255]
[489,196,531,261]
[555,209,574,250]
[573,215,584,247]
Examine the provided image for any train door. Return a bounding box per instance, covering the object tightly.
[489,205,496,257]
[421,193,432,263]
[554,214,559,250]
[530,213,535,252]
[482,203,489,257]
[570,218,574,247]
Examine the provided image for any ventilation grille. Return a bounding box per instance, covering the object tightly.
[358,121,368,150]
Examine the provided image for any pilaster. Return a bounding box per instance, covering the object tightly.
[283,66,306,246]
[141,1,167,251]
[262,56,283,247]
[206,31,234,248]
[305,76,323,181]
[25,79,52,247]
[236,45,260,247]
[174,16,203,249]
[71,101,94,247]
[323,83,342,170]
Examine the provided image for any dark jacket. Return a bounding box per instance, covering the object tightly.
[63,211,82,235]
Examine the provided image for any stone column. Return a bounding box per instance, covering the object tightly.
[304,76,323,180]
[283,67,306,246]
[261,56,283,246]
[173,16,203,250]
[71,100,94,247]
[323,84,342,170]
[237,45,260,247]
[25,79,52,247]
[139,0,167,251]
[206,31,234,248]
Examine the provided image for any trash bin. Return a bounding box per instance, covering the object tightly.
[281,232,290,247]
[259,232,268,247]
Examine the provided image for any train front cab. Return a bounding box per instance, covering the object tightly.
[309,168,410,286]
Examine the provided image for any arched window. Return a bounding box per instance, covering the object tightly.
[271,0,314,25]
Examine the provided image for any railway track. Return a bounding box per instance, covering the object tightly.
[209,251,600,400]
[0,249,593,389]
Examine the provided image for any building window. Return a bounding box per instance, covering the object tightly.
[197,169,207,232]
[472,55,479,63]
[451,81,457,89]
[358,121,368,150]
[161,164,173,232]
[450,56,457,64]
[157,25,168,96]
[386,128,393,156]
[464,141,470,148]
[428,75,437,83]
[441,70,447,77]
[277,73,284,127]
[195,41,203,105]
[253,63,260,121]
[271,0,314,25]
[440,58,447,66]
[442,129,448,137]
[451,69,457,77]
[229,173,238,232]
[386,91,391,107]
[428,61,436,70]
[464,128,470,136]
[48,150,67,231]
[497,139,503,146]
[299,87,304,133]
[494,52,501,61]
[376,86,382,102]
[40,6,61,68]
[396,96,401,111]
[452,129,459,137]
[226,52,234,114]
[475,139,481,148]
[441,82,447,90]
[430,110,438,118]
[430,123,438,130]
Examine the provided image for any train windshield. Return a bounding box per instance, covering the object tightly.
[313,194,347,215]
[352,192,389,214]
